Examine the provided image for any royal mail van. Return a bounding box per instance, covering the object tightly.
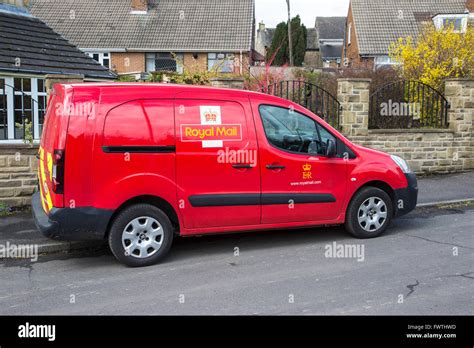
[32,83,418,266]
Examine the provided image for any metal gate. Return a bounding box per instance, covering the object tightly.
[265,80,341,129]
[369,80,450,129]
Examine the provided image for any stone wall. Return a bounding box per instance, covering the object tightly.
[0,145,38,207]
[338,78,474,174]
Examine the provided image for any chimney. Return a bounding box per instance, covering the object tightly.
[131,0,148,13]
[258,21,266,32]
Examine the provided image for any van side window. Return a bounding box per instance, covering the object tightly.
[259,105,334,156]
[316,123,336,156]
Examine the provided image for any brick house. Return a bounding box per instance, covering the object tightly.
[30,0,256,77]
[342,0,472,70]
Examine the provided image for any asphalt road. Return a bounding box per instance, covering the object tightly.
[1,206,473,315]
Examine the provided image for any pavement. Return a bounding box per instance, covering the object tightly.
[0,171,473,257]
[0,204,472,315]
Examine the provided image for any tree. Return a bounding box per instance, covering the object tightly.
[389,24,474,90]
[267,15,307,67]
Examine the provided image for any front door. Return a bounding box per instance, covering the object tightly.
[254,104,346,224]
[175,98,260,230]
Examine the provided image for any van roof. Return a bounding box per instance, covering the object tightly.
[60,82,301,110]
[65,82,253,95]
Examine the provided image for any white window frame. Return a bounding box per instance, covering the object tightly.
[433,14,468,33]
[86,52,111,68]
[0,76,47,143]
[208,53,234,73]
[347,22,352,45]
[374,56,400,68]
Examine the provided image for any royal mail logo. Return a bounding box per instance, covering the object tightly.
[204,110,218,122]
[181,124,242,142]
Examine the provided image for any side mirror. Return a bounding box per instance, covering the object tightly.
[325,139,337,157]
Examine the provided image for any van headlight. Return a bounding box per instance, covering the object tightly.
[391,155,411,173]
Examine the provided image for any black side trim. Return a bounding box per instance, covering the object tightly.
[189,194,261,207]
[102,146,175,153]
[189,193,336,207]
[261,193,336,205]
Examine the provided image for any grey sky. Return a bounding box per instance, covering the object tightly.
[255,0,350,28]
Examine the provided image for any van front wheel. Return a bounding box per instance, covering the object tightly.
[108,204,173,267]
[345,187,393,238]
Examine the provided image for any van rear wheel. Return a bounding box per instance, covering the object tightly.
[108,204,173,267]
[345,187,393,238]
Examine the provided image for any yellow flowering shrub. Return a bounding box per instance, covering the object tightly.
[389,24,474,90]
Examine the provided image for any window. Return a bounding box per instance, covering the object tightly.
[433,15,467,33]
[208,53,234,73]
[0,77,47,142]
[86,52,111,68]
[374,56,400,68]
[259,105,335,156]
[145,53,184,74]
[347,23,352,45]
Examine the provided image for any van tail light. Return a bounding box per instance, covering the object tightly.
[52,149,65,194]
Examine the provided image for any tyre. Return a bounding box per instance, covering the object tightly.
[345,187,393,238]
[108,204,174,267]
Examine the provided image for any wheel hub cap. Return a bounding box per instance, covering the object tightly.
[357,197,388,232]
[122,216,163,259]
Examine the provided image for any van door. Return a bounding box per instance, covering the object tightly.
[254,104,346,224]
[175,98,260,230]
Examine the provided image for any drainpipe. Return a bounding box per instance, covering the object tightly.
[240,50,243,75]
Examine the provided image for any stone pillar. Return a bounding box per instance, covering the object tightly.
[445,78,474,170]
[337,78,371,137]
[209,77,245,90]
[45,74,84,96]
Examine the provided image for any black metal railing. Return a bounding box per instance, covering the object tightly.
[264,80,341,129]
[369,80,450,129]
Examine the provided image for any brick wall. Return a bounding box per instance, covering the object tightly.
[111,52,251,75]
[338,78,474,174]
[111,52,145,74]
[342,3,375,69]
[183,53,208,72]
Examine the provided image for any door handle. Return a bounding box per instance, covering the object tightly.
[266,164,285,170]
[232,163,254,169]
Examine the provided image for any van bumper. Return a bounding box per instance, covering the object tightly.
[32,192,113,241]
[394,173,418,217]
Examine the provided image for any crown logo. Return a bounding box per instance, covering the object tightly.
[204,111,217,122]
[303,163,311,171]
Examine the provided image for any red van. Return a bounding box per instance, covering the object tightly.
[32,83,417,266]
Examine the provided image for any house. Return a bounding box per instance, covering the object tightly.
[305,17,346,68]
[342,0,472,70]
[256,17,345,69]
[255,22,275,59]
[0,1,116,144]
[30,0,256,77]
[255,22,318,66]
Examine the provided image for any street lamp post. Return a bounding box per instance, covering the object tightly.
[286,0,293,66]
